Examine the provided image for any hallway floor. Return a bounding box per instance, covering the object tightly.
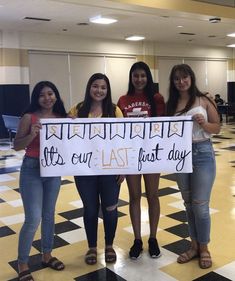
[0,121,235,281]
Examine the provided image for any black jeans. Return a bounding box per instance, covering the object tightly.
[74,175,120,248]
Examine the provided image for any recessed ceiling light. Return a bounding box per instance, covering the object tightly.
[227,44,235,48]
[89,15,117,25]
[227,33,235,37]
[125,35,145,41]
[177,25,183,28]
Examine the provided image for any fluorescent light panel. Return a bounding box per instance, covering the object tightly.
[89,16,117,24]
[227,33,235,37]
[125,35,145,41]
[227,44,235,48]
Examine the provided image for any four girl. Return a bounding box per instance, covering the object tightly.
[14,62,219,280]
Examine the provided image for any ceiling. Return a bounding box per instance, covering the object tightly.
[0,0,235,48]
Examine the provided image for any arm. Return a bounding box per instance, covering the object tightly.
[193,99,221,134]
[13,114,41,151]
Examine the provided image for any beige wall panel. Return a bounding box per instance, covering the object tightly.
[0,48,28,67]
[29,52,71,110]
[228,59,235,70]
[69,55,105,106]
[105,56,137,102]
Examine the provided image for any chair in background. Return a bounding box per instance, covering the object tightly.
[2,115,20,142]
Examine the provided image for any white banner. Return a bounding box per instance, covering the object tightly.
[39,116,193,176]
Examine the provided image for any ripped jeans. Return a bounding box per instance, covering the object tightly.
[74,175,120,248]
[176,139,216,245]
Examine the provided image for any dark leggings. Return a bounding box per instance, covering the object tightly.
[74,175,120,248]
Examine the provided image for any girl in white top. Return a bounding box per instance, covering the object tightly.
[166,64,220,269]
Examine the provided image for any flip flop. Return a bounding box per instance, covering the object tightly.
[199,251,212,269]
[105,247,117,263]
[18,269,34,281]
[85,249,97,265]
[177,248,199,264]
[42,257,65,271]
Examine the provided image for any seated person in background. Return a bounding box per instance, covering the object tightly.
[214,94,224,105]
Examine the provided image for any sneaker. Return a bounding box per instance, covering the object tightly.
[129,239,143,259]
[148,238,161,258]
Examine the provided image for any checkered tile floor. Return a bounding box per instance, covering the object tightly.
[0,122,235,281]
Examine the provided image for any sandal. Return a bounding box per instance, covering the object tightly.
[105,247,117,263]
[42,257,65,271]
[177,248,199,264]
[85,249,97,265]
[18,269,34,281]
[199,251,212,269]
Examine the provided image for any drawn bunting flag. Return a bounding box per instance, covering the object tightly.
[39,116,193,176]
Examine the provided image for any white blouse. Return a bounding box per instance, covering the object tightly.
[185,105,211,142]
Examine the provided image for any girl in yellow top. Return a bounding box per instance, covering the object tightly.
[69,73,124,265]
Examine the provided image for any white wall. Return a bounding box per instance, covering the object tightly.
[28,51,136,110]
[154,42,232,59]
[19,32,143,55]
[18,32,233,59]
[1,31,233,105]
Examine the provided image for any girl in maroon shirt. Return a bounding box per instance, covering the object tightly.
[118,61,165,259]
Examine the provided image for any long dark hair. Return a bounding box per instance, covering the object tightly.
[127,61,156,116]
[24,81,67,117]
[77,73,116,117]
[166,64,215,116]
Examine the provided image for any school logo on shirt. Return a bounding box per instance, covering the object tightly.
[124,103,151,117]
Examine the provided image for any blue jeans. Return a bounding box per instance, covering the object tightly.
[176,140,216,245]
[74,175,120,248]
[18,156,61,264]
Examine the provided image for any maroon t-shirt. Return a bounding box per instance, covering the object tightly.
[117,92,165,117]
